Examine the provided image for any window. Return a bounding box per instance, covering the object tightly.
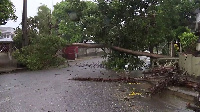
[3,34,6,38]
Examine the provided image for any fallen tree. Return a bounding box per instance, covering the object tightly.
[71,43,170,58]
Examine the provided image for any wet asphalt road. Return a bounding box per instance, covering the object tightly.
[0,57,133,112]
[0,57,195,112]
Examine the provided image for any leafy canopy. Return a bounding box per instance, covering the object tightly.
[53,0,98,43]
[0,0,17,25]
[52,0,198,71]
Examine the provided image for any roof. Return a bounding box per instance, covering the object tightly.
[0,27,14,34]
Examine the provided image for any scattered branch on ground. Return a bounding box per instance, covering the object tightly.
[69,77,137,83]
[69,63,200,110]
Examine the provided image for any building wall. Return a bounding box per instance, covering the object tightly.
[78,48,109,57]
[0,27,14,42]
[179,53,200,76]
[1,33,13,38]
[78,48,102,57]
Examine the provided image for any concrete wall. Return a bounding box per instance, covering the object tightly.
[78,48,106,57]
[179,53,200,76]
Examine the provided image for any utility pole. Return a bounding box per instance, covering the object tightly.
[22,0,28,46]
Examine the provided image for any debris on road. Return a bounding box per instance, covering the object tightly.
[69,77,137,83]
[70,60,200,111]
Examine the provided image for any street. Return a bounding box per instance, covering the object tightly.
[0,57,133,112]
[0,57,194,112]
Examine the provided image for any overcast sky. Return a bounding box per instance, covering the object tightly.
[3,0,63,28]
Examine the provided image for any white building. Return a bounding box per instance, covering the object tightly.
[0,27,15,43]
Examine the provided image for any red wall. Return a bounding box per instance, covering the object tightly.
[63,46,78,60]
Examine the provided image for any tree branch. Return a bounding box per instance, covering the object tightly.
[70,43,170,58]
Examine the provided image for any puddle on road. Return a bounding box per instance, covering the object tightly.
[117,81,195,112]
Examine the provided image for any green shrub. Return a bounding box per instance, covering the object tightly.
[103,51,144,72]
[179,30,198,53]
[13,35,66,70]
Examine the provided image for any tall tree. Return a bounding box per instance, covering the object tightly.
[53,0,96,43]
[0,0,17,25]
[90,0,197,70]
[36,5,52,34]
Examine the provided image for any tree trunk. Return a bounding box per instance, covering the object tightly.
[170,40,175,57]
[149,46,154,67]
[70,43,170,58]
